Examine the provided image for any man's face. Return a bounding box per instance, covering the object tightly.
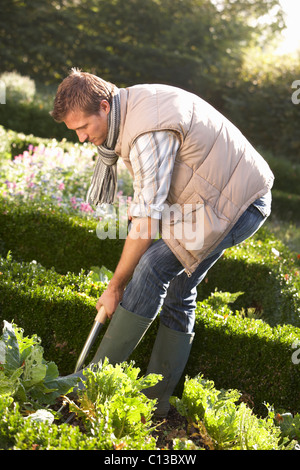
[64,100,110,146]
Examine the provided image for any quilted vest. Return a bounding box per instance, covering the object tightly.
[114,84,274,274]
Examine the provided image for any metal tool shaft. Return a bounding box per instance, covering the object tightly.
[74,306,107,372]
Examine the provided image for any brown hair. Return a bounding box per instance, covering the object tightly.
[50,68,115,122]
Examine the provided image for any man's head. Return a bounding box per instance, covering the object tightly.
[51,68,115,145]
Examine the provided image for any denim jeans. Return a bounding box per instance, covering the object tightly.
[122,200,269,334]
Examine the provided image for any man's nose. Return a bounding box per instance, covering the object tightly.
[77,131,88,143]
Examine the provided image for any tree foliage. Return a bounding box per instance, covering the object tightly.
[0,0,284,107]
[2,0,295,156]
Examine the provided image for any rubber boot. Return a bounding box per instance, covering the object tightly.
[91,303,153,365]
[143,322,194,418]
[67,304,153,392]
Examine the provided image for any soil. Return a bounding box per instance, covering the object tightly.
[150,405,213,450]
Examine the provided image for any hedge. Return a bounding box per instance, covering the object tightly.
[0,252,158,376]
[0,253,103,375]
[0,99,76,144]
[188,295,300,417]
[197,227,300,329]
[0,196,123,275]
[1,196,299,329]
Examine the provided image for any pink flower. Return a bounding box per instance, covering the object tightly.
[58,182,65,190]
[80,202,93,213]
[5,181,16,190]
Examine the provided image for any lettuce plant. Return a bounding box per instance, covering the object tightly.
[0,320,77,410]
[171,375,297,450]
[0,322,159,450]
[65,359,161,448]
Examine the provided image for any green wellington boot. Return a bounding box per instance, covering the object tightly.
[91,303,153,365]
[68,304,153,390]
[143,322,194,418]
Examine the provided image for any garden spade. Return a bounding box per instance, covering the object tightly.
[74,305,107,372]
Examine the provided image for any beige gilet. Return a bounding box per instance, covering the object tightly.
[114,84,274,274]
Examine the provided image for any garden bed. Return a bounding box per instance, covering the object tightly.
[1,131,300,450]
[1,252,300,416]
[0,320,299,450]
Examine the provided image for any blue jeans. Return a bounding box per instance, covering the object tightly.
[122,201,269,333]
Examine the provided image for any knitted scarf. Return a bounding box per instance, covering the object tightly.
[86,88,121,206]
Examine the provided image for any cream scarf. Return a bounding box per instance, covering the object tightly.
[86,88,121,206]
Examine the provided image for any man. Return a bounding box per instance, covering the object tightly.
[51,68,274,417]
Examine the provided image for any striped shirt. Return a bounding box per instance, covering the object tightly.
[128,131,180,219]
[127,130,272,221]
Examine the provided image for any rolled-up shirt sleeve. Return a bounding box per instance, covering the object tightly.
[128,131,180,219]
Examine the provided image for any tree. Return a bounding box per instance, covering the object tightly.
[0,0,284,107]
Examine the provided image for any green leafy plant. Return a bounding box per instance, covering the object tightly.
[88,265,114,284]
[0,395,108,450]
[171,375,297,450]
[65,359,161,448]
[0,320,77,410]
[0,321,161,450]
[266,405,300,446]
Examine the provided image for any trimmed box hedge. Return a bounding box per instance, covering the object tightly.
[197,227,300,329]
[188,294,300,417]
[0,196,123,275]
[0,253,158,376]
[0,253,104,375]
[1,196,299,328]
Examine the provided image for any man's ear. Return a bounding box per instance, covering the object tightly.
[100,99,111,115]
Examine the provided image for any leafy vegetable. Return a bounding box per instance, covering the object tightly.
[65,359,161,445]
[171,374,297,450]
[88,265,114,284]
[0,320,77,409]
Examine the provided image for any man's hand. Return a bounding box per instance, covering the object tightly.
[96,217,159,318]
[96,283,124,319]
